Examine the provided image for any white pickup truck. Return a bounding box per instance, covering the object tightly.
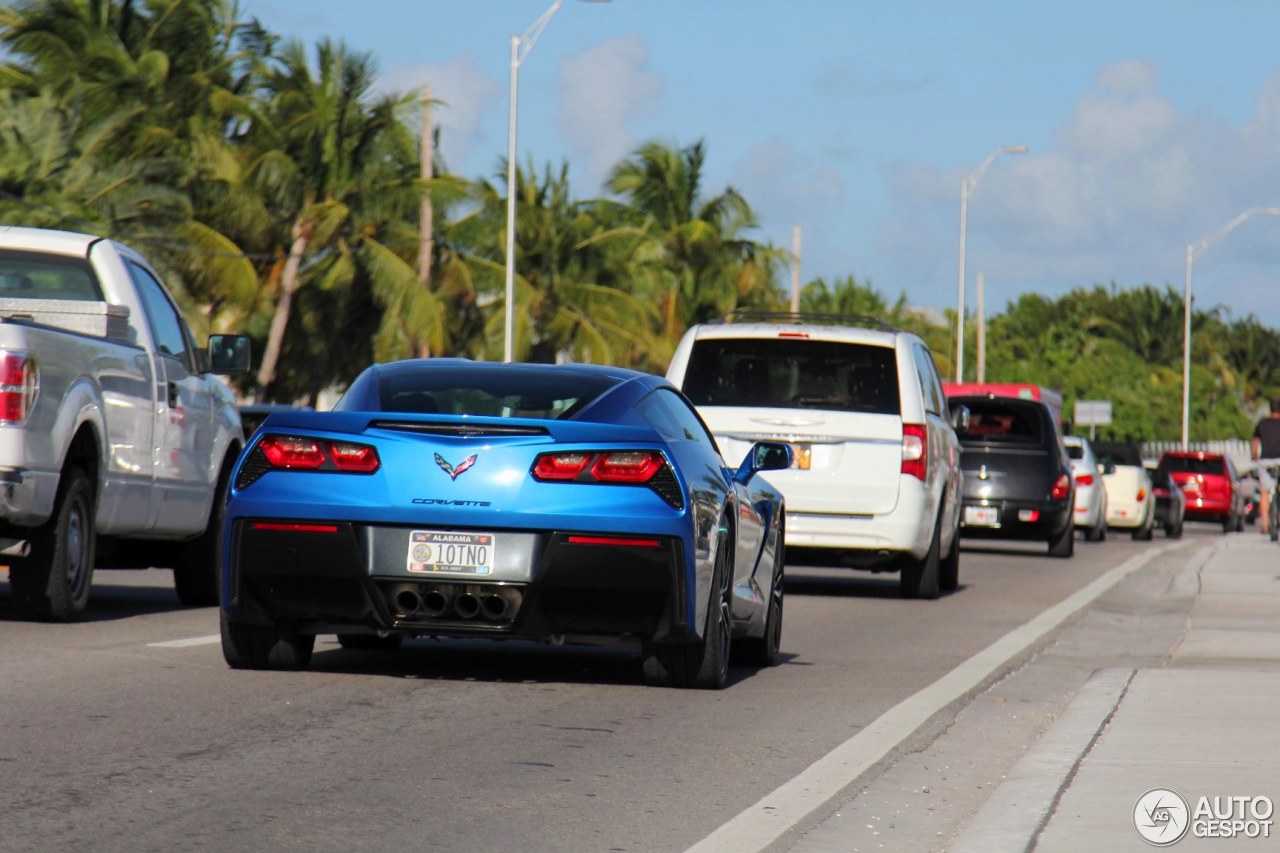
[0,226,250,620]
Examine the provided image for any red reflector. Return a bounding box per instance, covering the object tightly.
[1075,473,1094,486]
[566,535,661,548]
[250,522,340,533]
[260,436,326,469]
[591,451,664,483]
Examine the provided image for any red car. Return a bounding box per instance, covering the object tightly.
[1156,451,1245,533]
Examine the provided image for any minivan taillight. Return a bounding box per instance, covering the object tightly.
[901,424,927,481]
[0,352,37,424]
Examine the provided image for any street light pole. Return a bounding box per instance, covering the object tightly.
[504,0,565,363]
[503,0,607,363]
[955,145,1027,382]
[1181,206,1280,448]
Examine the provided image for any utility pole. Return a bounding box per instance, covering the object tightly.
[790,225,801,313]
[976,272,985,383]
[418,84,434,357]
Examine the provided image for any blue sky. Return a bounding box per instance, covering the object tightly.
[248,0,1280,329]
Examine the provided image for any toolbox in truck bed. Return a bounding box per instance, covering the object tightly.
[0,298,131,342]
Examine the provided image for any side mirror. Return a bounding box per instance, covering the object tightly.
[950,405,970,433]
[208,334,252,376]
[736,441,793,482]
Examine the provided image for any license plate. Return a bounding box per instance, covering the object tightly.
[964,506,999,526]
[789,442,812,470]
[407,530,495,575]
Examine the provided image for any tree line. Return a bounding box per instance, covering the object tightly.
[1,0,1276,442]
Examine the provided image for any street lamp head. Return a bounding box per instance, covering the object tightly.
[1002,145,1029,155]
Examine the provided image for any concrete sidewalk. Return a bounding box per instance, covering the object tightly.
[952,536,1280,852]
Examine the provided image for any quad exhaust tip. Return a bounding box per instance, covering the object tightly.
[386,582,522,624]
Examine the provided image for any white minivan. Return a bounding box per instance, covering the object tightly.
[667,314,964,599]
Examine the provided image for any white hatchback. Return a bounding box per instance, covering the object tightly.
[667,314,964,599]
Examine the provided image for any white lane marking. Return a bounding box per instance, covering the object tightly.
[147,635,221,648]
[687,542,1189,853]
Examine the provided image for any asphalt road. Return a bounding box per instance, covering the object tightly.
[0,525,1222,853]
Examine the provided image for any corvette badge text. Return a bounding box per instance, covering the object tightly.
[1134,788,1273,845]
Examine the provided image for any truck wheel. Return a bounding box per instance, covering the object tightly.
[10,467,96,622]
[173,458,233,607]
[220,611,314,670]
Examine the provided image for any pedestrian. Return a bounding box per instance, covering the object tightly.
[1251,399,1280,533]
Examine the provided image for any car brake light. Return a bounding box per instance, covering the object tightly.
[533,452,593,480]
[1051,474,1071,500]
[1076,473,1094,486]
[901,424,927,481]
[1135,487,1147,502]
[260,436,326,469]
[532,450,665,484]
[329,441,380,472]
[257,435,380,473]
[0,352,37,424]
[591,451,664,483]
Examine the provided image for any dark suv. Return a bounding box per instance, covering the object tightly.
[948,394,1075,557]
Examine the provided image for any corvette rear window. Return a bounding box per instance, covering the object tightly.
[681,338,899,414]
[374,370,613,419]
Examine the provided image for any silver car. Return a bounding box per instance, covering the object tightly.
[1064,436,1108,541]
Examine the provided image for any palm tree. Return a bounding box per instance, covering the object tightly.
[607,139,783,339]
[246,38,442,399]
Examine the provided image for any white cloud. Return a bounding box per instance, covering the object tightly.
[558,34,663,190]
[378,53,504,178]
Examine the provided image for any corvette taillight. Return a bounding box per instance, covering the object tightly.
[1051,474,1071,500]
[256,435,380,473]
[901,424,927,481]
[533,450,665,484]
[1075,473,1094,486]
[0,352,37,424]
[531,450,681,509]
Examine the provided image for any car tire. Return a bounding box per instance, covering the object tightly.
[1236,512,1246,533]
[644,518,733,689]
[1085,518,1106,542]
[901,515,941,600]
[221,611,315,670]
[173,456,234,607]
[938,522,960,593]
[737,518,784,667]
[1133,519,1154,541]
[1047,520,1074,558]
[337,633,404,651]
[10,466,96,622]
[1222,514,1235,534]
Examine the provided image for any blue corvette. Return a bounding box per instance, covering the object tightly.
[220,359,791,689]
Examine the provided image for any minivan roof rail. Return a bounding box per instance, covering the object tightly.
[718,310,899,332]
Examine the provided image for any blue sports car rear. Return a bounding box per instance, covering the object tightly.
[220,359,791,688]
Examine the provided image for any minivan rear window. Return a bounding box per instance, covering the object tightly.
[681,338,900,414]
